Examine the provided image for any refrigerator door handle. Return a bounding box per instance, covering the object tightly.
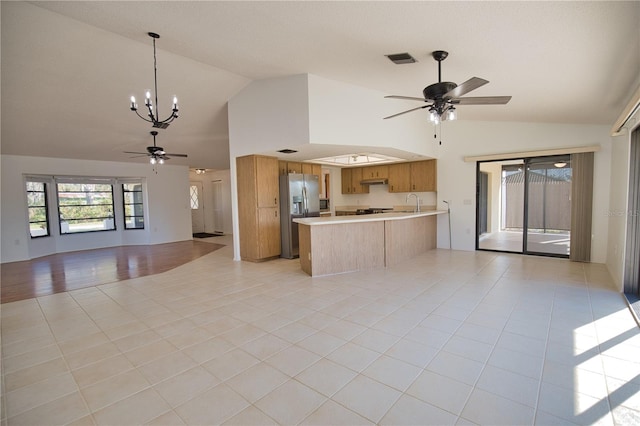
[302,186,308,215]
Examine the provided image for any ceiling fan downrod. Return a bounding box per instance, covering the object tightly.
[432,50,448,83]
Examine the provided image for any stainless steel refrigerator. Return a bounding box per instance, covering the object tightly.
[280,174,320,259]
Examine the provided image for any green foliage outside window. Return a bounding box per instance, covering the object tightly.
[57,183,115,233]
[27,181,49,237]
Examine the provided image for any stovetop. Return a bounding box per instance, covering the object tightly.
[355,207,393,215]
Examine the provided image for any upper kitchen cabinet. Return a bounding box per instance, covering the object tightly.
[341,168,352,194]
[410,160,437,192]
[361,165,389,180]
[341,168,369,194]
[388,160,437,193]
[255,156,280,207]
[279,161,322,178]
[278,161,287,175]
[279,161,303,175]
[301,162,322,178]
[388,163,411,193]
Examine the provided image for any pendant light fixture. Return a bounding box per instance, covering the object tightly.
[129,32,179,129]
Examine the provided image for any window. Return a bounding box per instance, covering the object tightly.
[122,183,144,229]
[57,182,115,234]
[190,185,199,209]
[26,181,50,237]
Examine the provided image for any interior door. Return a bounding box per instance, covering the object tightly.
[190,181,205,234]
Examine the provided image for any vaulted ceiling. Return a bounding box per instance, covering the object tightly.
[2,1,639,170]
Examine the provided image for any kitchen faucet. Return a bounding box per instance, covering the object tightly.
[406,193,420,212]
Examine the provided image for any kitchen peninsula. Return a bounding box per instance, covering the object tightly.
[294,210,446,276]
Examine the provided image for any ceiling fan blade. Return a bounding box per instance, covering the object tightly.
[383,105,429,119]
[123,151,148,155]
[128,154,149,159]
[165,153,188,157]
[450,96,512,105]
[444,77,489,99]
[385,95,427,102]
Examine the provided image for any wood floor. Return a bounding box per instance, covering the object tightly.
[0,240,225,304]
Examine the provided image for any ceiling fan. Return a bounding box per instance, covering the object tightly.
[384,50,512,121]
[124,131,187,164]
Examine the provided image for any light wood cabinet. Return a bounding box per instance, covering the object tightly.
[257,157,280,208]
[280,161,321,180]
[287,161,302,174]
[257,207,280,258]
[388,160,437,192]
[410,160,437,192]
[278,160,303,174]
[388,163,411,193]
[236,155,281,261]
[341,168,352,194]
[301,163,313,175]
[301,163,322,180]
[341,168,369,194]
[351,168,369,194]
[362,165,389,179]
[278,161,288,176]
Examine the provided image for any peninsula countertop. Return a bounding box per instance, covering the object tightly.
[295,210,443,276]
[294,210,447,226]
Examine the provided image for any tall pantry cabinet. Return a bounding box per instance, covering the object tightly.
[236,155,281,261]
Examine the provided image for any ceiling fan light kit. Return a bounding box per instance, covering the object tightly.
[123,130,188,167]
[129,32,179,129]
[384,50,512,124]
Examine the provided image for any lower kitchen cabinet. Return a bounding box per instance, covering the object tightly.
[257,207,281,258]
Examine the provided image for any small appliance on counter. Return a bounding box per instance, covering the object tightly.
[280,174,320,258]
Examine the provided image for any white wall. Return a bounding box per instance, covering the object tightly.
[188,169,234,235]
[228,74,311,158]
[434,120,612,263]
[1,155,192,263]
[307,75,436,159]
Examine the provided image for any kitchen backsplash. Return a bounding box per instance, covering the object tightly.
[331,182,437,210]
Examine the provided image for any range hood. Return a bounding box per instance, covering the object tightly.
[360,178,388,185]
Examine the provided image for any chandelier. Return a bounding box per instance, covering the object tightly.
[129,32,179,129]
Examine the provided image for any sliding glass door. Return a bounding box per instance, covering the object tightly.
[477,155,572,258]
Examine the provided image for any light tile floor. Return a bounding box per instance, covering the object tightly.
[2,237,640,425]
